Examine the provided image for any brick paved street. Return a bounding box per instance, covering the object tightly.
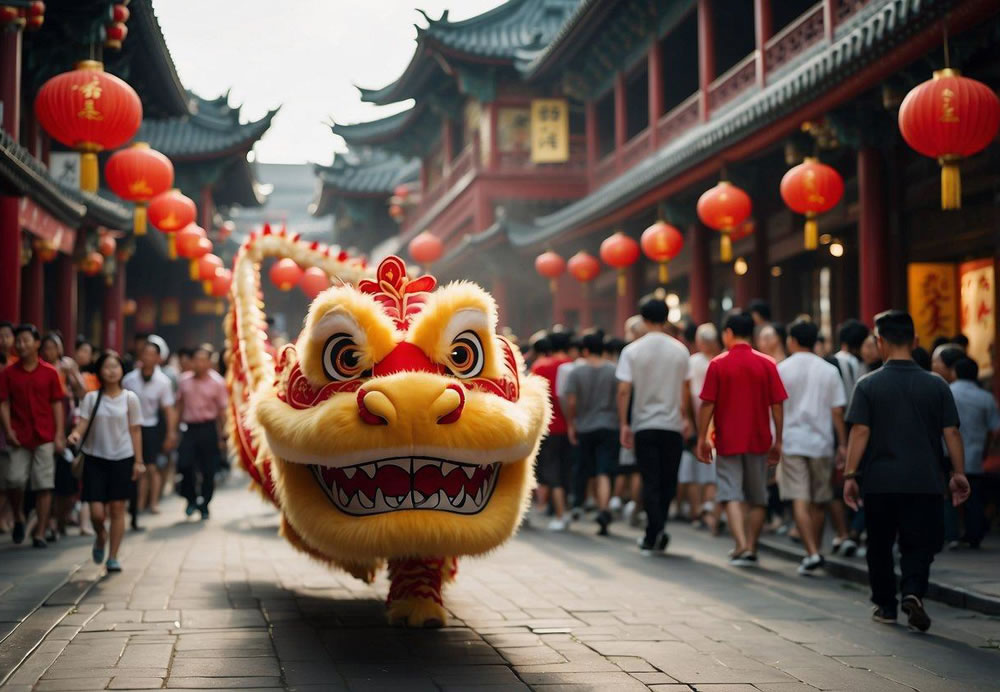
[2,477,999,691]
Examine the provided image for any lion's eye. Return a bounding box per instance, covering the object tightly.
[446,330,484,378]
[322,333,366,381]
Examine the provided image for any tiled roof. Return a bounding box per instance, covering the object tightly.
[135,92,277,161]
[358,0,584,105]
[62,186,134,230]
[500,0,950,249]
[330,108,422,146]
[0,129,84,227]
[311,152,419,217]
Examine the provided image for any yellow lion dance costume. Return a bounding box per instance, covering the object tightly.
[225,227,550,627]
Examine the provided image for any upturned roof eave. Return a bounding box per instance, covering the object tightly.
[0,130,85,227]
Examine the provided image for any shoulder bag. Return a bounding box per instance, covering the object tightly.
[69,389,103,479]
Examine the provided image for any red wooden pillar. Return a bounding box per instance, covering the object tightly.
[697,0,715,121]
[103,268,125,351]
[585,100,598,185]
[20,254,43,327]
[823,0,835,42]
[647,42,664,147]
[615,264,639,338]
[613,72,627,172]
[0,21,22,322]
[689,224,710,325]
[734,271,752,311]
[858,147,889,326]
[754,0,772,86]
[53,253,77,342]
[200,185,214,230]
[752,217,769,300]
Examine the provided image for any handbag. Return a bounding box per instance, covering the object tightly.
[69,389,103,479]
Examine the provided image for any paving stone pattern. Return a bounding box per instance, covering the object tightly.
[1,479,998,691]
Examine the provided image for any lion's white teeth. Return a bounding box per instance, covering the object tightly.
[413,490,426,504]
[342,467,356,479]
[422,489,442,509]
[474,487,483,506]
[450,486,465,507]
[359,463,376,479]
[463,466,476,479]
[357,490,375,510]
[338,486,350,506]
[441,462,458,477]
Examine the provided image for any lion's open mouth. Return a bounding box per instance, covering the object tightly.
[310,457,501,516]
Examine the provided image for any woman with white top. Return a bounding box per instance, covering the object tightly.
[67,351,144,572]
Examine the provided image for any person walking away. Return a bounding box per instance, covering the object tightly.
[123,340,178,517]
[777,320,847,575]
[529,332,574,530]
[616,297,691,555]
[680,323,721,532]
[68,351,144,572]
[842,310,969,632]
[176,345,228,520]
[564,330,620,535]
[0,325,66,547]
[833,319,869,403]
[697,311,787,567]
[949,357,1000,549]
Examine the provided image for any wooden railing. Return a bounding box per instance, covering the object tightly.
[765,2,826,76]
[592,152,618,189]
[708,52,759,111]
[656,92,700,145]
[621,128,652,171]
[835,0,870,24]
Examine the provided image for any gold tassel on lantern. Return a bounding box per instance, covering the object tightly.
[189,261,200,280]
[133,205,147,236]
[720,233,732,263]
[616,270,626,296]
[203,281,212,295]
[804,213,818,250]
[939,156,961,210]
[658,262,669,284]
[80,151,99,192]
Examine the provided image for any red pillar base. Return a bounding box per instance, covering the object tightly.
[858,147,890,326]
[689,224,710,325]
[0,196,20,322]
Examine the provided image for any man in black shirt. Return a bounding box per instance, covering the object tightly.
[843,310,969,632]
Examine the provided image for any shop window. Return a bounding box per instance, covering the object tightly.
[625,65,649,139]
[659,9,699,113]
[595,89,615,158]
[712,0,755,78]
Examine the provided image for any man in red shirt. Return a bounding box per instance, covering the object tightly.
[697,312,786,566]
[529,331,573,531]
[0,325,66,547]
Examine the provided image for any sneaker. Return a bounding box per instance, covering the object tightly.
[622,501,637,526]
[654,532,670,553]
[831,538,843,555]
[871,605,897,624]
[596,510,611,536]
[92,536,106,565]
[106,558,122,573]
[547,518,568,532]
[45,529,58,543]
[608,496,623,513]
[797,554,825,576]
[199,505,210,521]
[729,553,752,567]
[840,538,858,557]
[736,551,758,567]
[32,537,47,549]
[185,503,197,517]
[637,537,655,556]
[901,595,931,632]
[12,521,25,544]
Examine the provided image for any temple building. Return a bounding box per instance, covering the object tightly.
[324,0,1000,383]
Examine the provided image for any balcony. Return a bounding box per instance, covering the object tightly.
[764,2,826,77]
[708,53,759,111]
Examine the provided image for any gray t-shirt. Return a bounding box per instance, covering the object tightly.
[565,361,618,433]
[615,332,690,433]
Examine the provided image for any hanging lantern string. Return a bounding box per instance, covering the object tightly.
[942,17,950,69]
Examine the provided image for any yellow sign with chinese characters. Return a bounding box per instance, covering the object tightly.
[907,263,958,349]
[530,99,569,163]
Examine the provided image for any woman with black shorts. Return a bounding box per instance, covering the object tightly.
[67,351,144,572]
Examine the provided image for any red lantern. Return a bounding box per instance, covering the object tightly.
[640,221,685,284]
[697,181,752,262]
[104,143,173,236]
[188,237,212,279]
[105,21,127,50]
[567,251,601,283]
[300,267,330,300]
[34,61,142,192]
[111,3,129,23]
[388,204,404,221]
[600,232,640,295]
[780,158,844,250]
[0,6,20,24]
[80,251,104,277]
[175,224,206,259]
[123,298,137,317]
[408,231,443,266]
[211,269,232,298]
[33,239,58,263]
[898,69,1000,210]
[535,251,565,293]
[98,233,116,257]
[148,189,196,258]
[198,254,224,296]
[394,184,410,200]
[270,258,303,291]
[26,1,43,30]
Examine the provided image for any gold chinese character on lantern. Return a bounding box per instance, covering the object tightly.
[72,77,103,100]
[530,98,569,163]
[129,178,154,196]
[78,99,103,121]
[940,88,959,123]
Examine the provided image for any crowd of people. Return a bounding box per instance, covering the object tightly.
[524,298,1000,633]
[0,325,229,572]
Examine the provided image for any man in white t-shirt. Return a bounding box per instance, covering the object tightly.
[777,320,847,575]
[679,323,721,527]
[616,298,691,555]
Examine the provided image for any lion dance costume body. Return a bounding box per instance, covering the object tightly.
[225,229,550,627]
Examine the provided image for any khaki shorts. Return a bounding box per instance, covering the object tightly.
[778,455,834,503]
[716,454,768,506]
[6,443,56,491]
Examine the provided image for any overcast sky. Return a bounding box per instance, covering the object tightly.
[154,0,505,166]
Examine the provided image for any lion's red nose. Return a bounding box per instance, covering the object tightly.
[372,342,443,377]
